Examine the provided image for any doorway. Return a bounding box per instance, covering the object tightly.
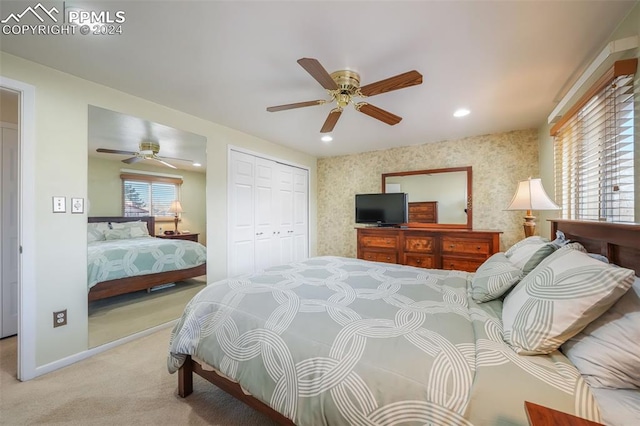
[0,89,19,339]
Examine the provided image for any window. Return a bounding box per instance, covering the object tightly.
[552,59,637,222]
[120,173,182,220]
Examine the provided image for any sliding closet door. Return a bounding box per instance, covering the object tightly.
[275,164,294,265]
[229,149,309,276]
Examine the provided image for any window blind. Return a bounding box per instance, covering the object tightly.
[553,59,636,223]
[122,176,180,219]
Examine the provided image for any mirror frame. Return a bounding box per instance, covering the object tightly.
[382,166,472,229]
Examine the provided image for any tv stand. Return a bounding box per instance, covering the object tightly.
[356,227,501,272]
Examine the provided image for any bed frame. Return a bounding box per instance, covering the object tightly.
[88,216,207,302]
[177,219,640,425]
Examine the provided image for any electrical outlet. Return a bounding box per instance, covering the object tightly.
[53,309,67,327]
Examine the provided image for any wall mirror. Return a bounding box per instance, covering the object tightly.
[382,166,472,229]
[87,105,207,348]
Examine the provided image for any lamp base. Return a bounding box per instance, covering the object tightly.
[523,213,536,237]
[174,215,179,234]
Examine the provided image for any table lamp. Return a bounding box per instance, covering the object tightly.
[168,200,183,234]
[506,178,560,237]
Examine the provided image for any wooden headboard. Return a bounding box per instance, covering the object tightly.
[88,216,156,237]
[551,219,640,277]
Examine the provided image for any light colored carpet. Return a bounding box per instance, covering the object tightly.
[0,328,278,425]
[89,277,206,348]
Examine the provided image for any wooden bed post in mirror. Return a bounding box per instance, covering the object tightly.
[382,166,472,229]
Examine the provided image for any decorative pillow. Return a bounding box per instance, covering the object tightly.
[87,222,109,243]
[502,248,635,355]
[111,221,150,238]
[505,236,548,258]
[103,228,131,240]
[505,236,557,275]
[471,253,523,302]
[562,277,640,389]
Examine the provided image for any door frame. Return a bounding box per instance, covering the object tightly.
[0,77,37,381]
[226,145,311,276]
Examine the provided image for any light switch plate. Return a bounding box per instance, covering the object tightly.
[71,197,84,214]
[52,196,66,213]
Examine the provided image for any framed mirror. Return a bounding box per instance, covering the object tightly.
[382,166,472,229]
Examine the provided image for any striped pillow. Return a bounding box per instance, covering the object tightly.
[471,253,523,302]
[502,246,635,355]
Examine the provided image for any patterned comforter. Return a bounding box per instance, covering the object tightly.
[87,237,206,289]
[168,256,600,425]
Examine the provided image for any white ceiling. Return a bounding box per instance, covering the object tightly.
[0,1,636,158]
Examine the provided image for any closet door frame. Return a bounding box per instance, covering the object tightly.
[227,146,310,276]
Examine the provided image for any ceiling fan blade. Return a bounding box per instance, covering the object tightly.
[121,156,144,164]
[157,155,194,163]
[151,157,177,169]
[359,70,423,97]
[320,109,342,133]
[356,103,402,125]
[267,100,326,112]
[97,148,138,156]
[297,58,338,90]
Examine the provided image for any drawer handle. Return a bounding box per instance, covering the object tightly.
[416,259,421,264]
[476,246,481,250]
[386,256,391,260]
[449,244,455,249]
[449,263,455,268]
[386,239,391,244]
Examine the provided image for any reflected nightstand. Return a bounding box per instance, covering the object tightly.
[156,233,199,243]
[525,401,604,426]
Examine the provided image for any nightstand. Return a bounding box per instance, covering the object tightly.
[525,401,604,426]
[156,233,199,242]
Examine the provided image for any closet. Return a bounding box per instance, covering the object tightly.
[228,149,309,276]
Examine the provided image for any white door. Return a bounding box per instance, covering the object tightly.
[254,157,276,272]
[1,126,19,338]
[275,164,294,265]
[292,167,309,262]
[228,151,256,277]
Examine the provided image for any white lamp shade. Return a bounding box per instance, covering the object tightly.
[168,200,183,214]
[506,178,560,211]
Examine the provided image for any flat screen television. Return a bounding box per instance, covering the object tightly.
[355,193,408,226]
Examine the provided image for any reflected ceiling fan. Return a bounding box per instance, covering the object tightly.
[267,58,423,133]
[96,141,192,169]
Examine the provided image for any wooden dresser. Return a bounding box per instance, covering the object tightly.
[356,227,501,272]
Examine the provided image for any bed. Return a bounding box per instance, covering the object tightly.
[87,216,207,302]
[168,219,640,425]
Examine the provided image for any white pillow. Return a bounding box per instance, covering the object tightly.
[87,222,109,243]
[104,228,132,240]
[502,246,635,355]
[562,276,640,389]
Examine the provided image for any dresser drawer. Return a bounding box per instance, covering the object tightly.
[442,256,485,272]
[360,234,399,249]
[404,254,435,268]
[404,236,434,253]
[361,250,398,264]
[441,237,491,255]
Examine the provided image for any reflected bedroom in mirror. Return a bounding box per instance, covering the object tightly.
[87,105,207,348]
[382,166,472,228]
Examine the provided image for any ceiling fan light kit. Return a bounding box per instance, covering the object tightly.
[267,58,422,133]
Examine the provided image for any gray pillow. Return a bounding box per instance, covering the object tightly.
[503,247,635,355]
[562,277,640,389]
[471,253,522,302]
[87,222,109,243]
[505,236,557,275]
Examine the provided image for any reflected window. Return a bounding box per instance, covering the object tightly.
[121,173,182,220]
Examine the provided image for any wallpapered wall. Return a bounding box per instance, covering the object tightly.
[317,129,540,257]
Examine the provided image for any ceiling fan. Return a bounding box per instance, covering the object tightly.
[266,58,423,133]
[96,141,192,169]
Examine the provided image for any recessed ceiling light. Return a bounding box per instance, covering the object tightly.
[321,135,333,143]
[192,162,202,167]
[453,108,470,118]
